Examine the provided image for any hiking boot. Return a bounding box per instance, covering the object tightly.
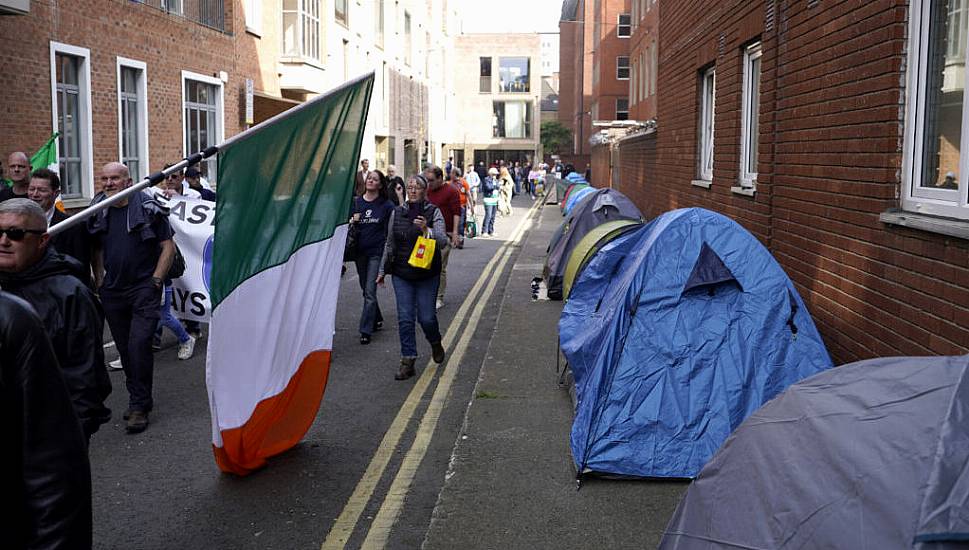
[431,341,445,364]
[126,410,149,433]
[395,358,416,380]
[177,335,197,360]
[360,334,371,345]
[375,320,383,331]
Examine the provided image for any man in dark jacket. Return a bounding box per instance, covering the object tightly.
[0,199,112,440]
[28,168,95,286]
[89,162,174,433]
[0,291,92,549]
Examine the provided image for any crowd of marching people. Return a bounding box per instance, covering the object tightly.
[346,157,549,379]
[0,147,546,547]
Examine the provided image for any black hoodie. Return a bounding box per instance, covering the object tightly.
[0,249,111,437]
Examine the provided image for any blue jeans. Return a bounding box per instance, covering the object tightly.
[354,255,384,336]
[483,204,497,235]
[391,275,442,358]
[157,285,190,344]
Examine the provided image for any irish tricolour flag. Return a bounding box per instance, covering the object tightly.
[206,74,373,475]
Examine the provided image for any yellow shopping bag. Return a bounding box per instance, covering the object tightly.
[408,235,436,269]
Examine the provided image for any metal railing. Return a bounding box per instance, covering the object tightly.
[134,0,227,33]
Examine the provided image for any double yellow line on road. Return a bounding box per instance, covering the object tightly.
[322,201,541,550]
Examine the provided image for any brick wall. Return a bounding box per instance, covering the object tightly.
[618,0,969,364]
[0,0,262,195]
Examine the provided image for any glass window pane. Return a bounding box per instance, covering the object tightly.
[920,0,966,190]
[747,56,760,174]
[498,57,530,92]
[283,12,297,55]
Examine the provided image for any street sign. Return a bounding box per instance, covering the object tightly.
[245,78,254,126]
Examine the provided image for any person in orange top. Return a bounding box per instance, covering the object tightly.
[449,167,472,248]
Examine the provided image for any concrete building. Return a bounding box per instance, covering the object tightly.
[605,0,969,363]
[252,0,459,175]
[539,32,560,123]
[451,33,541,168]
[0,0,263,207]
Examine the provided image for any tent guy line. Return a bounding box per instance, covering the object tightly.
[321,199,542,549]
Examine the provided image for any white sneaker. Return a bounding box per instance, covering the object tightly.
[108,358,123,370]
[436,299,444,310]
[177,335,197,360]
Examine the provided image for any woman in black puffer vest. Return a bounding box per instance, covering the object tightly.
[377,174,448,380]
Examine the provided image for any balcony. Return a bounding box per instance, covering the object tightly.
[133,0,226,32]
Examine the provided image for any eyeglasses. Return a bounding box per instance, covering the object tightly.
[0,228,45,241]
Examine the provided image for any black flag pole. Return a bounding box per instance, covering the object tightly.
[46,71,376,239]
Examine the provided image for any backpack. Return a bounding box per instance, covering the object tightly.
[481,176,497,196]
[167,242,186,279]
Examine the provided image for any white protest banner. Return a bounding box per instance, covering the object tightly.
[166,196,216,322]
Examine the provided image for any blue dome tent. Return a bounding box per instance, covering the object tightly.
[560,208,833,479]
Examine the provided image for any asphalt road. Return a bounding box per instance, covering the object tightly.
[90,195,540,550]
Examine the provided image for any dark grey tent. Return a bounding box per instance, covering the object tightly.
[543,188,643,300]
[661,355,969,549]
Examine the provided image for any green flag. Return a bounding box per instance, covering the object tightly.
[31,132,59,171]
[207,73,373,476]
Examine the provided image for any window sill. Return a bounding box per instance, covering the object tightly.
[279,56,325,70]
[730,185,756,197]
[245,26,261,38]
[879,209,969,240]
[62,197,93,210]
[691,179,712,189]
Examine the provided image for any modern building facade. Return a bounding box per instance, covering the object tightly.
[598,0,969,364]
[452,33,542,168]
[0,0,263,207]
[248,0,458,175]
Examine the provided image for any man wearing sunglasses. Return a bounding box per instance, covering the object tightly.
[0,199,112,442]
[88,162,175,434]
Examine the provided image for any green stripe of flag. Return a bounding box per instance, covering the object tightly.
[31,132,59,171]
[211,75,374,309]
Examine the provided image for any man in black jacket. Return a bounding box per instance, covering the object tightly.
[0,199,111,440]
[0,291,92,549]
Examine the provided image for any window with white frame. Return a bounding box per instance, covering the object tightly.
[244,0,261,34]
[617,55,630,80]
[697,66,716,182]
[117,58,149,181]
[335,0,348,26]
[282,0,320,60]
[903,0,969,219]
[738,42,761,190]
[618,14,631,38]
[50,42,93,199]
[182,72,223,184]
[616,98,629,120]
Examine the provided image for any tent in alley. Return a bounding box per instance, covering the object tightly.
[661,354,969,549]
[544,188,643,301]
[560,208,833,479]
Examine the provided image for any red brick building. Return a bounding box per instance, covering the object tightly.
[558,0,595,167]
[613,0,969,364]
[0,0,267,208]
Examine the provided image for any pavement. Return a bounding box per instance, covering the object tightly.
[422,197,687,549]
[89,193,685,549]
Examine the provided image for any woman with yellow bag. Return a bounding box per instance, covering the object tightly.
[377,174,448,380]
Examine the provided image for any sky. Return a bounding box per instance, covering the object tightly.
[458,0,562,34]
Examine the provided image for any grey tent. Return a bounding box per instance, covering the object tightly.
[661,355,969,549]
[543,188,643,300]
